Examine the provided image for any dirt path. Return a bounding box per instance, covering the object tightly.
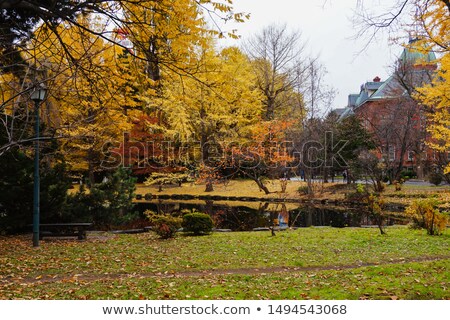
[3,255,449,286]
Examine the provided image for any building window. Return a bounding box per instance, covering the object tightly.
[408,151,414,161]
[389,146,396,161]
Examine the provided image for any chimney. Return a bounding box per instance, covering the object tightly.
[373,76,381,82]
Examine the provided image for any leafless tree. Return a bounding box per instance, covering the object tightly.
[300,57,336,119]
[366,96,422,182]
[243,24,335,119]
[243,24,308,121]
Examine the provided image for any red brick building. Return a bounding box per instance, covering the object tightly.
[338,43,443,179]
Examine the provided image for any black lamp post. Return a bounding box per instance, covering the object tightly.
[31,84,47,247]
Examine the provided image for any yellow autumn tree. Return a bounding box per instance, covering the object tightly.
[103,1,250,173]
[417,53,450,173]
[122,0,206,81]
[25,16,135,183]
[0,0,247,158]
[161,44,263,159]
[119,0,248,86]
[412,0,449,53]
[411,1,450,173]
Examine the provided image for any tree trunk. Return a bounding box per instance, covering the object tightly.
[346,169,352,184]
[123,132,130,168]
[428,211,436,235]
[378,223,386,235]
[146,36,161,82]
[88,148,95,187]
[375,180,384,192]
[416,154,424,180]
[376,215,386,235]
[255,177,271,194]
[205,181,214,192]
[269,226,276,236]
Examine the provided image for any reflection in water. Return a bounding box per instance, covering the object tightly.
[135,200,405,231]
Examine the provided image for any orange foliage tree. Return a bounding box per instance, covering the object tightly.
[224,120,294,194]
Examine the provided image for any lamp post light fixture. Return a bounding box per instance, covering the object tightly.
[31,84,47,247]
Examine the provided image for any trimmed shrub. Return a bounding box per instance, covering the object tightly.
[400,169,416,180]
[145,210,182,239]
[182,212,214,235]
[144,193,153,201]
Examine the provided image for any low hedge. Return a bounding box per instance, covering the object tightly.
[182,212,214,235]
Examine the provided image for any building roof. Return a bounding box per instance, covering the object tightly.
[348,94,359,108]
[339,41,436,121]
[331,108,346,117]
[365,81,384,91]
[400,47,437,65]
[338,106,355,121]
[368,76,402,100]
[355,89,369,106]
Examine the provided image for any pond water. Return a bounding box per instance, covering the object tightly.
[135,200,408,231]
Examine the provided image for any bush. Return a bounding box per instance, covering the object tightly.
[394,179,404,191]
[145,210,182,239]
[428,172,443,186]
[182,211,214,235]
[405,199,448,235]
[345,183,368,202]
[366,194,387,235]
[400,170,416,180]
[297,185,309,195]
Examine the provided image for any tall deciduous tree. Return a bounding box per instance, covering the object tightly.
[417,53,450,174]
[244,24,307,121]
[160,45,263,159]
[0,0,246,79]
[0,0,247,155]
[25,17,134,184]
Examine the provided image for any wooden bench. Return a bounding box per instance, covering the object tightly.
[38,223,93,240]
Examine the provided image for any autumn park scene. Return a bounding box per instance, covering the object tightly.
[0,1,449,300]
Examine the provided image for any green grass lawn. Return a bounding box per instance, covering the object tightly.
[5,259,446,300]
[1,226,448,299]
